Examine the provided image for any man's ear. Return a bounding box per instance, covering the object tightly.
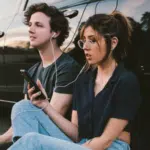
[52,32,56,38]
[111,36,118,51]
[52,31,60,38]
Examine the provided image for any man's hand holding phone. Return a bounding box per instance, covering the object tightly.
[20,69,49,109]
[28,79,50,109]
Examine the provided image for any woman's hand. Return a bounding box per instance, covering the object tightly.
[28,79,49,109]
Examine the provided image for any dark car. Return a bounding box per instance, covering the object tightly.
[0,0,150,149]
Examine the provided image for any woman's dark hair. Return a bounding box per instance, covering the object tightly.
[80,11,132,63]
[24,3,69,46]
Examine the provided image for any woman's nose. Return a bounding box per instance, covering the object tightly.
[83,41,90,51]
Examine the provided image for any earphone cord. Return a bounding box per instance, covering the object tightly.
[12,37,86,122]
[50,37,86,89]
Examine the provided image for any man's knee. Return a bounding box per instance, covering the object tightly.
[11,99,31,120]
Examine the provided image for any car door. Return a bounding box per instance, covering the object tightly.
[60,0,117,51]
[0,0,40,101]
[0,0,22,101]
[55,0,117,64]
[0,0,117,100]
[25,0,117,51]
[25,0,117,65]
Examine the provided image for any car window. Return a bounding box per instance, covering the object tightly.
[0,12,29,48]
[27,0,107,9]
[0,0,19,18]
[61,0,117,51]
[0,0,24,46]
[27,0,44,7]
[0,0,117,50]
[25,0,117,51]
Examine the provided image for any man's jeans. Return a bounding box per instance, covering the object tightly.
[8,100,130,150]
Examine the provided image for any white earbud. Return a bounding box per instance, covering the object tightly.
[52,32,56,38]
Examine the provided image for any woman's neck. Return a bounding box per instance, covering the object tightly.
[97,58,117,80]
[94,58,117,96]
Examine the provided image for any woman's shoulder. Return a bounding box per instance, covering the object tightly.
[118,67,139,86]
[120,68,138,80]
[76,67,96,83]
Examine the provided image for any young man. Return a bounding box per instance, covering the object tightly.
[0,2,80,145]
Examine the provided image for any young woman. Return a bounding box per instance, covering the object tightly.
[9,11,141,150]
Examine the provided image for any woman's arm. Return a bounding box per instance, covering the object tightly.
[28,82,79,142]
[44,106,79,142]
[83,118,128,150]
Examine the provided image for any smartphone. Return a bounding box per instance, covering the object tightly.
[20,69,46,99]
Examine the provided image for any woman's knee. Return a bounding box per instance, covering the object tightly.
[23,132,40,140]
[107,140,130,150]
[16,132,40,149]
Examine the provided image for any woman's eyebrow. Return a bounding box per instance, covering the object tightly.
[88,35,95,38]
[83,35,95,39]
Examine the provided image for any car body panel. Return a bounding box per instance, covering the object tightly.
[0,1,150,149]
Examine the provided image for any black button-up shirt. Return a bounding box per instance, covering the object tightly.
[73,63,141,139]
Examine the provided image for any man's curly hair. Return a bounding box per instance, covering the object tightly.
[24,3,69,46]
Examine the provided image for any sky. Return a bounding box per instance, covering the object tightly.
[0,0,150,47]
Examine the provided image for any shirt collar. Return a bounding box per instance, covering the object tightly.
[89,62,125,85]
[110,62,125,83]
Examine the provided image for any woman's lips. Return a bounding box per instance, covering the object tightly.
[85,54,91,60]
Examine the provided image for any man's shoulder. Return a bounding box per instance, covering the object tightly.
[74,68,93,85]
[27,62,41,73]
[57,53,81,70]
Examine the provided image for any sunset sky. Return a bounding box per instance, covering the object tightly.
[0,0,149,47]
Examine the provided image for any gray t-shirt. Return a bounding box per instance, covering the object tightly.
[23,53,81,99]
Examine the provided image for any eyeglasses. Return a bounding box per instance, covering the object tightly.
[78,39,96,49]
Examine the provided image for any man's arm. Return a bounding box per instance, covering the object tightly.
[30,91,79,142]
[29,79,73,117]
[0,127,13,144]
[0,94,28,144]
[24,94,28,100]
[30,81,79,142]
[50,92,72,116]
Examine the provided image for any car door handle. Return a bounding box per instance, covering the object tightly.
[0,31,5,38]
[63,10,78,18]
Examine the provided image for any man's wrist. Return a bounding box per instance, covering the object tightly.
[43,103,51,114]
